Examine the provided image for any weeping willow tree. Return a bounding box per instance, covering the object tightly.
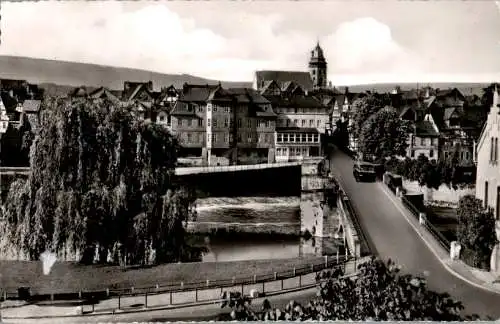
[2,97,196,265]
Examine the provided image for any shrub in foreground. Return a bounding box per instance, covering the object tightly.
[221,257,475,321]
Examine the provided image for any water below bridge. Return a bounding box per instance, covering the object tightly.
[188,196,346,262]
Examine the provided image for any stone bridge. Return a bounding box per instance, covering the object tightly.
[0,160,365,259]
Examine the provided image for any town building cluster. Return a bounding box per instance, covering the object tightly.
[0,42,492,170]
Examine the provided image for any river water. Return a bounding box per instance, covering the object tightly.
[190,197,345,262]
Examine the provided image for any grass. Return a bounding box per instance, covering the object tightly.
[0,256,333,296]
[426,206,458,243]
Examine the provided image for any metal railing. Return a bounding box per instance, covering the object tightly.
[2,257,372,319]
[174,161,307,175]
[396,187,451,252]
[2,255,352,304]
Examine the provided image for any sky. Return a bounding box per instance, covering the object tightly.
[1,1,500,85]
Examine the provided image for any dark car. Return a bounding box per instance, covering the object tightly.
[353,160,377,182]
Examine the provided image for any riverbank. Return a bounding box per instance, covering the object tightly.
[0,256,338,296]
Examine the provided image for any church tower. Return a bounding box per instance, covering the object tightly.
[309,41,328,89]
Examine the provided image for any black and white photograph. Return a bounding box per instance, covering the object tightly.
[0,0,500,322]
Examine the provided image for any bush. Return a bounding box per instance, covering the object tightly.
[456,195,498,270]
[384,155,475,190]
[221,257,472,321]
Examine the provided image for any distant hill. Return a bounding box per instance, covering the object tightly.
[343,83,489,97]
[0,56,252,95]
[0,55,491,98]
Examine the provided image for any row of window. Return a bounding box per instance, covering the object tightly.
[411,137,439,147]
[179,132,274,144]
[278,118,324,128]
[277,133,320,143]
[276,147,309,157]
[483,182,500,220]
[490,137,499,163]
[185,104,232,114]
[173,118,275,129]
[275,108,325,114]
[208,118,274,129]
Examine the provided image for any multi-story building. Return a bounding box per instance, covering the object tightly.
[260,81,327,161]
[406,114,440,159]
[475,86,500,273]
[170,83,277,166]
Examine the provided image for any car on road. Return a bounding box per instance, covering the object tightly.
[353,160,377,182]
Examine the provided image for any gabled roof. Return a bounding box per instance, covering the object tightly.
[335,95,348,107]
[261,80,282,95]
[281,81,297,93]
[89,87,120,102]
[291,85,305,96]
[0,91,19,112]
[22,99,42,113]
[124,83,154,102]
[423,96,436,108]
[228,88,270,105]
[436,88,464,99]
[264,94,324,110]
[255,70,314,92]
[444,107,459,120]
[415,120,439,137]
[207,86,233,102]
[178,84,218,102]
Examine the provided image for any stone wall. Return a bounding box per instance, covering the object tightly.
[299,158,341,238]
[403,180,475,206]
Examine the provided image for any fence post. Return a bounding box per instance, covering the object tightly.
[281,279,283,290]
[156,284,159,292]
[311,264,314,272]
[293,267,296,276]
[253,274,257,283]
[169,291,172,305]
[145,290,148,308]
[299,274,302,287]
[206,279,210,287]
[106,288,110,297]
[180,281,184,289]
[79,290,82,299]
[274,272,277,280]
[118,294,121,310]
[195,288,198,302]
[325,255,328,268]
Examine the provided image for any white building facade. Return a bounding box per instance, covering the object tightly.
[475,86,500,272]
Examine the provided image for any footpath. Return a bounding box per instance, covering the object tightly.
[0,258,366,323]
[378,181,500,295]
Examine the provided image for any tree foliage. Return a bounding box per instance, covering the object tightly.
[3,97,196,265]
[358,108,411,161]
[221,258,471,321]
[456,195,498,270]
[332,118,349,149]
[384,154,475,190]
[350,95,384,140]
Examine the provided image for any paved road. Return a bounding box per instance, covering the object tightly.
[329,148,500,319]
